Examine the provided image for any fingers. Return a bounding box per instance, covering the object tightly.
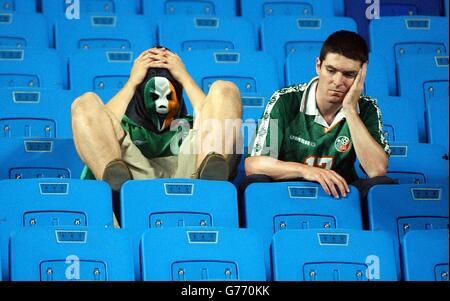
[318,170,350,199]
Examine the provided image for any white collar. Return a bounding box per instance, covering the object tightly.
[300,76,360,129]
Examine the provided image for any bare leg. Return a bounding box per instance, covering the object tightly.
[71,92,126,179]
[194,80,243,169]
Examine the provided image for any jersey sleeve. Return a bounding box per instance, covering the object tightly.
[249,92,286,158]
[360,97,391,156]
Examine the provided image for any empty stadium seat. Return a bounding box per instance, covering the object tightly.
[401,229,449,281]
[180,50,280,119]
[143,0,236,17]
[271,229,398,281]
[55,15,155,55]
[243,181,363,280]
[368,183,448,279]
[261,16,357,85]
[140,227,266,281]
[158,16,258,53]
[397,55,449,142]
[346,0,446,47]
[364,53,391,97]
[9,227,134,281]
[0,138,84,180]
[0,13,48,48]
[0,0,36,13]
[0,179,114,280]
[42,0,138,17]
[369,16,449,95]
[427,97,449,151]
[0,49,64,89]
[375,96,420,143]
[0,88,75,139]
[69,50,133,92]
[121,179,239,280]
[240,0,336,27]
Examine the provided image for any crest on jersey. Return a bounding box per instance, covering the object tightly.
[335,136,351,153]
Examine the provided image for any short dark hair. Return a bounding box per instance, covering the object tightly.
[319,30,369,64]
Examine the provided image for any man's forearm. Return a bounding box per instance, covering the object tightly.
[105,81,138,121]
[179,74,206,113]
[245,156,308,180]
[344,109,388,177]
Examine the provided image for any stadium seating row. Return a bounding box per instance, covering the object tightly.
[0,178,447,281]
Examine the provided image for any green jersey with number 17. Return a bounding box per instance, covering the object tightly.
[250,77,390,183]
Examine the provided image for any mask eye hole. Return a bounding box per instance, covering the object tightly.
[150,92,159,101]
[167,92,173,101]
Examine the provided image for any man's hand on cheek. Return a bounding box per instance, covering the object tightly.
[342,62,367,113]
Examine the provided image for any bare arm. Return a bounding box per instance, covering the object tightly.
[105,48,162,121]
[342,63,388,178]
[245,156,350,199]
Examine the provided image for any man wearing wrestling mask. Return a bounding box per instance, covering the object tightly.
[71,47,242,223]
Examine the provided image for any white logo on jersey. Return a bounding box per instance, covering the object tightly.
[335,136,351,153]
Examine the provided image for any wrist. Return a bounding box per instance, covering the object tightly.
[125,79,139,90]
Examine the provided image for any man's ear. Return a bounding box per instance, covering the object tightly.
[315,57,322,76]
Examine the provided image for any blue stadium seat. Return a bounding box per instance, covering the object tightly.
[272,229,398,281]
[0,13,48,48]
[369,16,449,95]
[121,179,239,280]
[0,0,36,13]
[143,0,236,17]
[180,50,280,119]
[427,97,449,151]
[0,179,114,280]
[334,0,344,15]
[446,0,449,16]
[261,16,357,85]
[375,96,420,143]
[55,15,155,55]
[140,227,266,281]
[158,16,258,53]
[346,0,446,47]
[240,0,336,27]
[0,138,84,180]
[397,55,449,142]
[42,0,138,17]
[243,181,363,280]
[401,229,449,281]
[9,227,134,281]
[364,53,390,97]
[387,143,448,184]
[367,183,449,279]
[0,49,64,89]
[69,50,133,92]
[0,88,75,139]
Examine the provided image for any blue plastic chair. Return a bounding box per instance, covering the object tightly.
[368,183,449,279]
[427,97,449,151]
[272,229,398,281]
[0,179,114,280]
[397,54,449,142]
[140,227,266,281]
[401,229,449,281]
[158,16,258,53]
[243,181,363,280]
[0,0,36,13]
[121,179,239,280]
[0,49,63,89]
[0,13,48,48]
[0,88,75,139]
[369,16,449,95]
[9,227,134,281]
[41,0,138,17]
[0,138,84,180]
[143,0,236,18]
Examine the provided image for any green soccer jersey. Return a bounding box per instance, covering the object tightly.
[80,114,194,180]
[250,78,390,183]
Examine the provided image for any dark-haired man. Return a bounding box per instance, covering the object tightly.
[244,30,394,208]
[71,47,242,224]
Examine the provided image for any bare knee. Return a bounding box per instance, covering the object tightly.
[207,80,242,112]
[71,92,104,120]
